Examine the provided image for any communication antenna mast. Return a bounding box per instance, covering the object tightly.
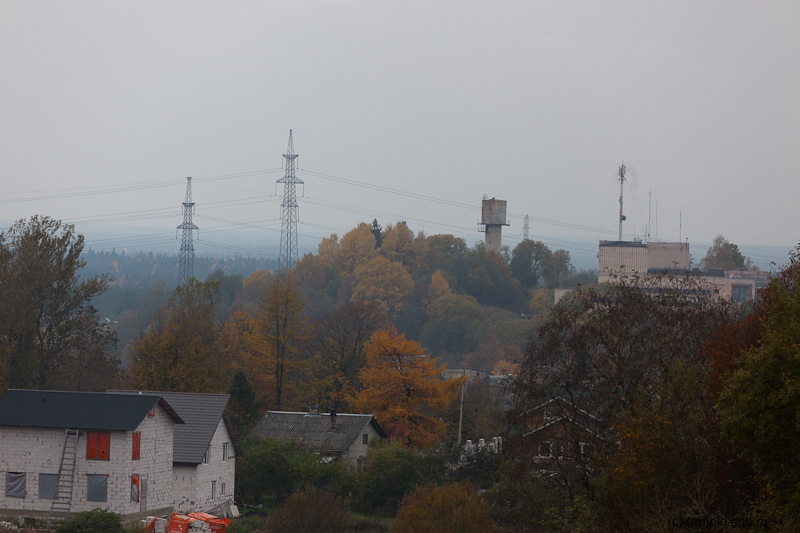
[277,130,303,271]
[618,163,627,241]
[647,190,652,243]
[522,214,530,241]
[177,176,199,285]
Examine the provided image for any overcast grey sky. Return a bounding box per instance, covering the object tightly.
[1,1,798,263]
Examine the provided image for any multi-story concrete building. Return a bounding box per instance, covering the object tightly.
[109,391,238,516]
[598,240,690,283]
[0,390,183,522]
[594,240,765,302]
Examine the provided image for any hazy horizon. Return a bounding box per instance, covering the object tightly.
[48,220,792,274]
[2,2,798,262]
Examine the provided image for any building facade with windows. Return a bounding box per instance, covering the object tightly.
[566,240,767,304]
[0,390,183,521]
[109,391,238,516]
[250,408,386,469]
[520,397,601,473]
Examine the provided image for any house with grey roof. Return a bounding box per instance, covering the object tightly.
[250,407,386,469]
[0,390,183,522]
[109,391,239,516]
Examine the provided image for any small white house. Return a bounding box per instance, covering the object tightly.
[0,390,183,522]
[250,408,386,469]
[109,391,239,516]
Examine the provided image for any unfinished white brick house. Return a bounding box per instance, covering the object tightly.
[0,390,184,522]
[110,391,239,516]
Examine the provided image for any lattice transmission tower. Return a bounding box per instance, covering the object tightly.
[522,214,530,241]
[177,176,199,285]
[277,130,303,272]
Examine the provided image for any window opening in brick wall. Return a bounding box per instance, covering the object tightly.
[87,474,108,502]
[132,432,141,460]
[222,443,229,461]
[5,472,26,498]
[362,433,369,445]
[86,431,110,460]
[203,448,209,465]
[131,474,140,503]
[38,473,58,499]
[211,480,216,500]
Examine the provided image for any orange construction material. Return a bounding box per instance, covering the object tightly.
[166,520,188,533]
[186,512,231,532]
[167,514,194,533]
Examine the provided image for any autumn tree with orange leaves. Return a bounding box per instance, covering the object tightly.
[355,327,461,448]
[313,301,389,412]
[127,279,229,393]
[220,273,311,412]
[253,273,310,411]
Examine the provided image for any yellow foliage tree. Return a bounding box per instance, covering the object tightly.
[381,221,415,265]
[252,273,310,411]
[355,327,461,447]
[337,223,378,277]
[232,269,273,314]
[316,233,341,270]
[492,359,518,376]
[528,287,553,315]
[422,270,452,311]
[352,256,414,318]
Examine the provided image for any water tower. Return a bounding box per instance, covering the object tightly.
[480,197,509,254]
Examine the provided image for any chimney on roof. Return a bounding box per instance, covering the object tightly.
[329,410,337,431]
[309,404,319,416]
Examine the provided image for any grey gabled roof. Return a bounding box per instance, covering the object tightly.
[0,390,183,431]
[110,390,231,465]
[250,411,386,453]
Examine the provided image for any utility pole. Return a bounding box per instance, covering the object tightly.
[177,177,199,285]
[618,163,627,241]
[277,130,303,272]
[458,377,466,444]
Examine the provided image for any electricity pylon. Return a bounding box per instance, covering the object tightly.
[277,130,303,272]
[177,176,199,285]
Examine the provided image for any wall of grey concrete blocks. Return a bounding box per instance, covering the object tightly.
[0,403,175,519]
[173,419,234,514]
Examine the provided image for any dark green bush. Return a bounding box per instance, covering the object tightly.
[354,440,446,516]
[227,513,269,533]
[236,437,356,505]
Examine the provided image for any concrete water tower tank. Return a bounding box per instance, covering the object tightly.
[480,198,509,254]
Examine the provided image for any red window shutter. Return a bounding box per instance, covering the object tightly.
[99,432,110,460]
[132,432,141,460]
[87,432,99,460]
[148,407,155,418]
